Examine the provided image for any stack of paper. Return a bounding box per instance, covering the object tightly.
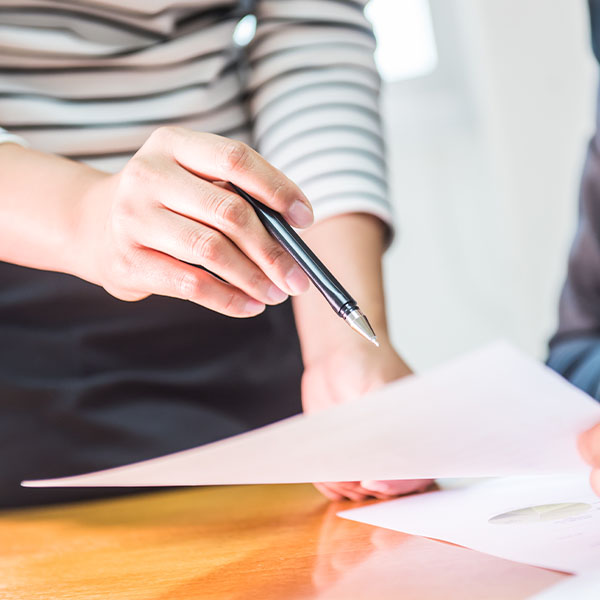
[339,474,600,574]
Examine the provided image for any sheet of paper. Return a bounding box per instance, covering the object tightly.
[339,474,600,574]
[22,341,600,488]
[529,572,600,599]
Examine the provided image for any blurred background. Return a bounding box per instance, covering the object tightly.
[369,0,598,369]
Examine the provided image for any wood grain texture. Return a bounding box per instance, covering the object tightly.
[0,484,567,599]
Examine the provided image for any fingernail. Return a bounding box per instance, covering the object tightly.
[288,200,314,228]
[360,480,392,494]
[266,284,288,304]
[285,265,310,295]
[245,299,265,315]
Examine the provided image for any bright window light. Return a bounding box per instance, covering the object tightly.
[365,0,438,82]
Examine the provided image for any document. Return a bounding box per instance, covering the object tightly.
[339,474,600,574]
[22,342,600,488]
[530,572,600,599]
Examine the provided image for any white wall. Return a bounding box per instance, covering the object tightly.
[382,0,598,369]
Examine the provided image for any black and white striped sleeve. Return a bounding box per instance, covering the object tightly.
[0,127,28,147]
[247,0,392,230]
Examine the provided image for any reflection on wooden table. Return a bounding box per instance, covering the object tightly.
[0,484,567,599]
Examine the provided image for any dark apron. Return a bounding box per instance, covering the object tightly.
[0,264,302,507]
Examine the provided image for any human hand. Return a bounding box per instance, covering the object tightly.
[301,336,434,501]
[578,422,600,494]
[77,127,313,316]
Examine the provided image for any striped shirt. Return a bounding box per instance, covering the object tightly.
[0,0,391,226]
[0,1,392,507]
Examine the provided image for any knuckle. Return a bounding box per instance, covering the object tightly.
[148,125,180,146]
[246,269,266,291]
[262,242,288,269]
[218,140,252,174]
[120,155,158,191]
[263,178,295,211]
[189,229,223,263]
[267,180,287,206]
[222,290,241,314]
[214,194,251,229]
[110,202,136,238]
[103,250,140,298]
[176,271,199,299]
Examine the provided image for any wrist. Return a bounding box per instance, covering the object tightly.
[69,169,115,286]
[0,144,112,278]
[293,281,391,368]
[299,312,392,370]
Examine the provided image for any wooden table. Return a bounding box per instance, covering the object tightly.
[0,484,568,599]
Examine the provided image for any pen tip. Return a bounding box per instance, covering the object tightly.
[344,308,380,347]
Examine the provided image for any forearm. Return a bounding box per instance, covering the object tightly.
[0,129,318,316]
[0,143,105,278]
[292,213,390,367]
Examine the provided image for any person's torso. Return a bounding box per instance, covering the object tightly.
[0,1,302,506]
[0,0,252,171]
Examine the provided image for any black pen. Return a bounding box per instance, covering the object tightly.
[229,182,378,346]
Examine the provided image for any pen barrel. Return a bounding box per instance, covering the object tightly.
[263,215,356,315]
[230,184,356,315]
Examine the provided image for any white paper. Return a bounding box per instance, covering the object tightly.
[339,474,600,574]
[529,572,600,599]
[22,342,600,488]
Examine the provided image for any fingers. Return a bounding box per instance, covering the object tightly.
[147,127,314,228]
[314,483,345,502]
[104,129,313,314]
[327,482,371,502]
[157,172,310,296]
[591,469,600,496]
[361,479,434,498]
[114,247,266,317]
[135,207,289,306]
[578,422,600,466]
[314,482,384,502]
[317,483,368,502]
[314,479,435,502]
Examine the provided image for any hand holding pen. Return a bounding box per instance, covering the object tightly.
[78,128,316,316]
[79,126,377,342]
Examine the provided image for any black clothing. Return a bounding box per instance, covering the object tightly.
[0,264,302,508]
[548,1,600,397]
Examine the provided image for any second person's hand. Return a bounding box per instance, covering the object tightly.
[578,422,600,495]
[302,336,434,501]
[76,127,314,316]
